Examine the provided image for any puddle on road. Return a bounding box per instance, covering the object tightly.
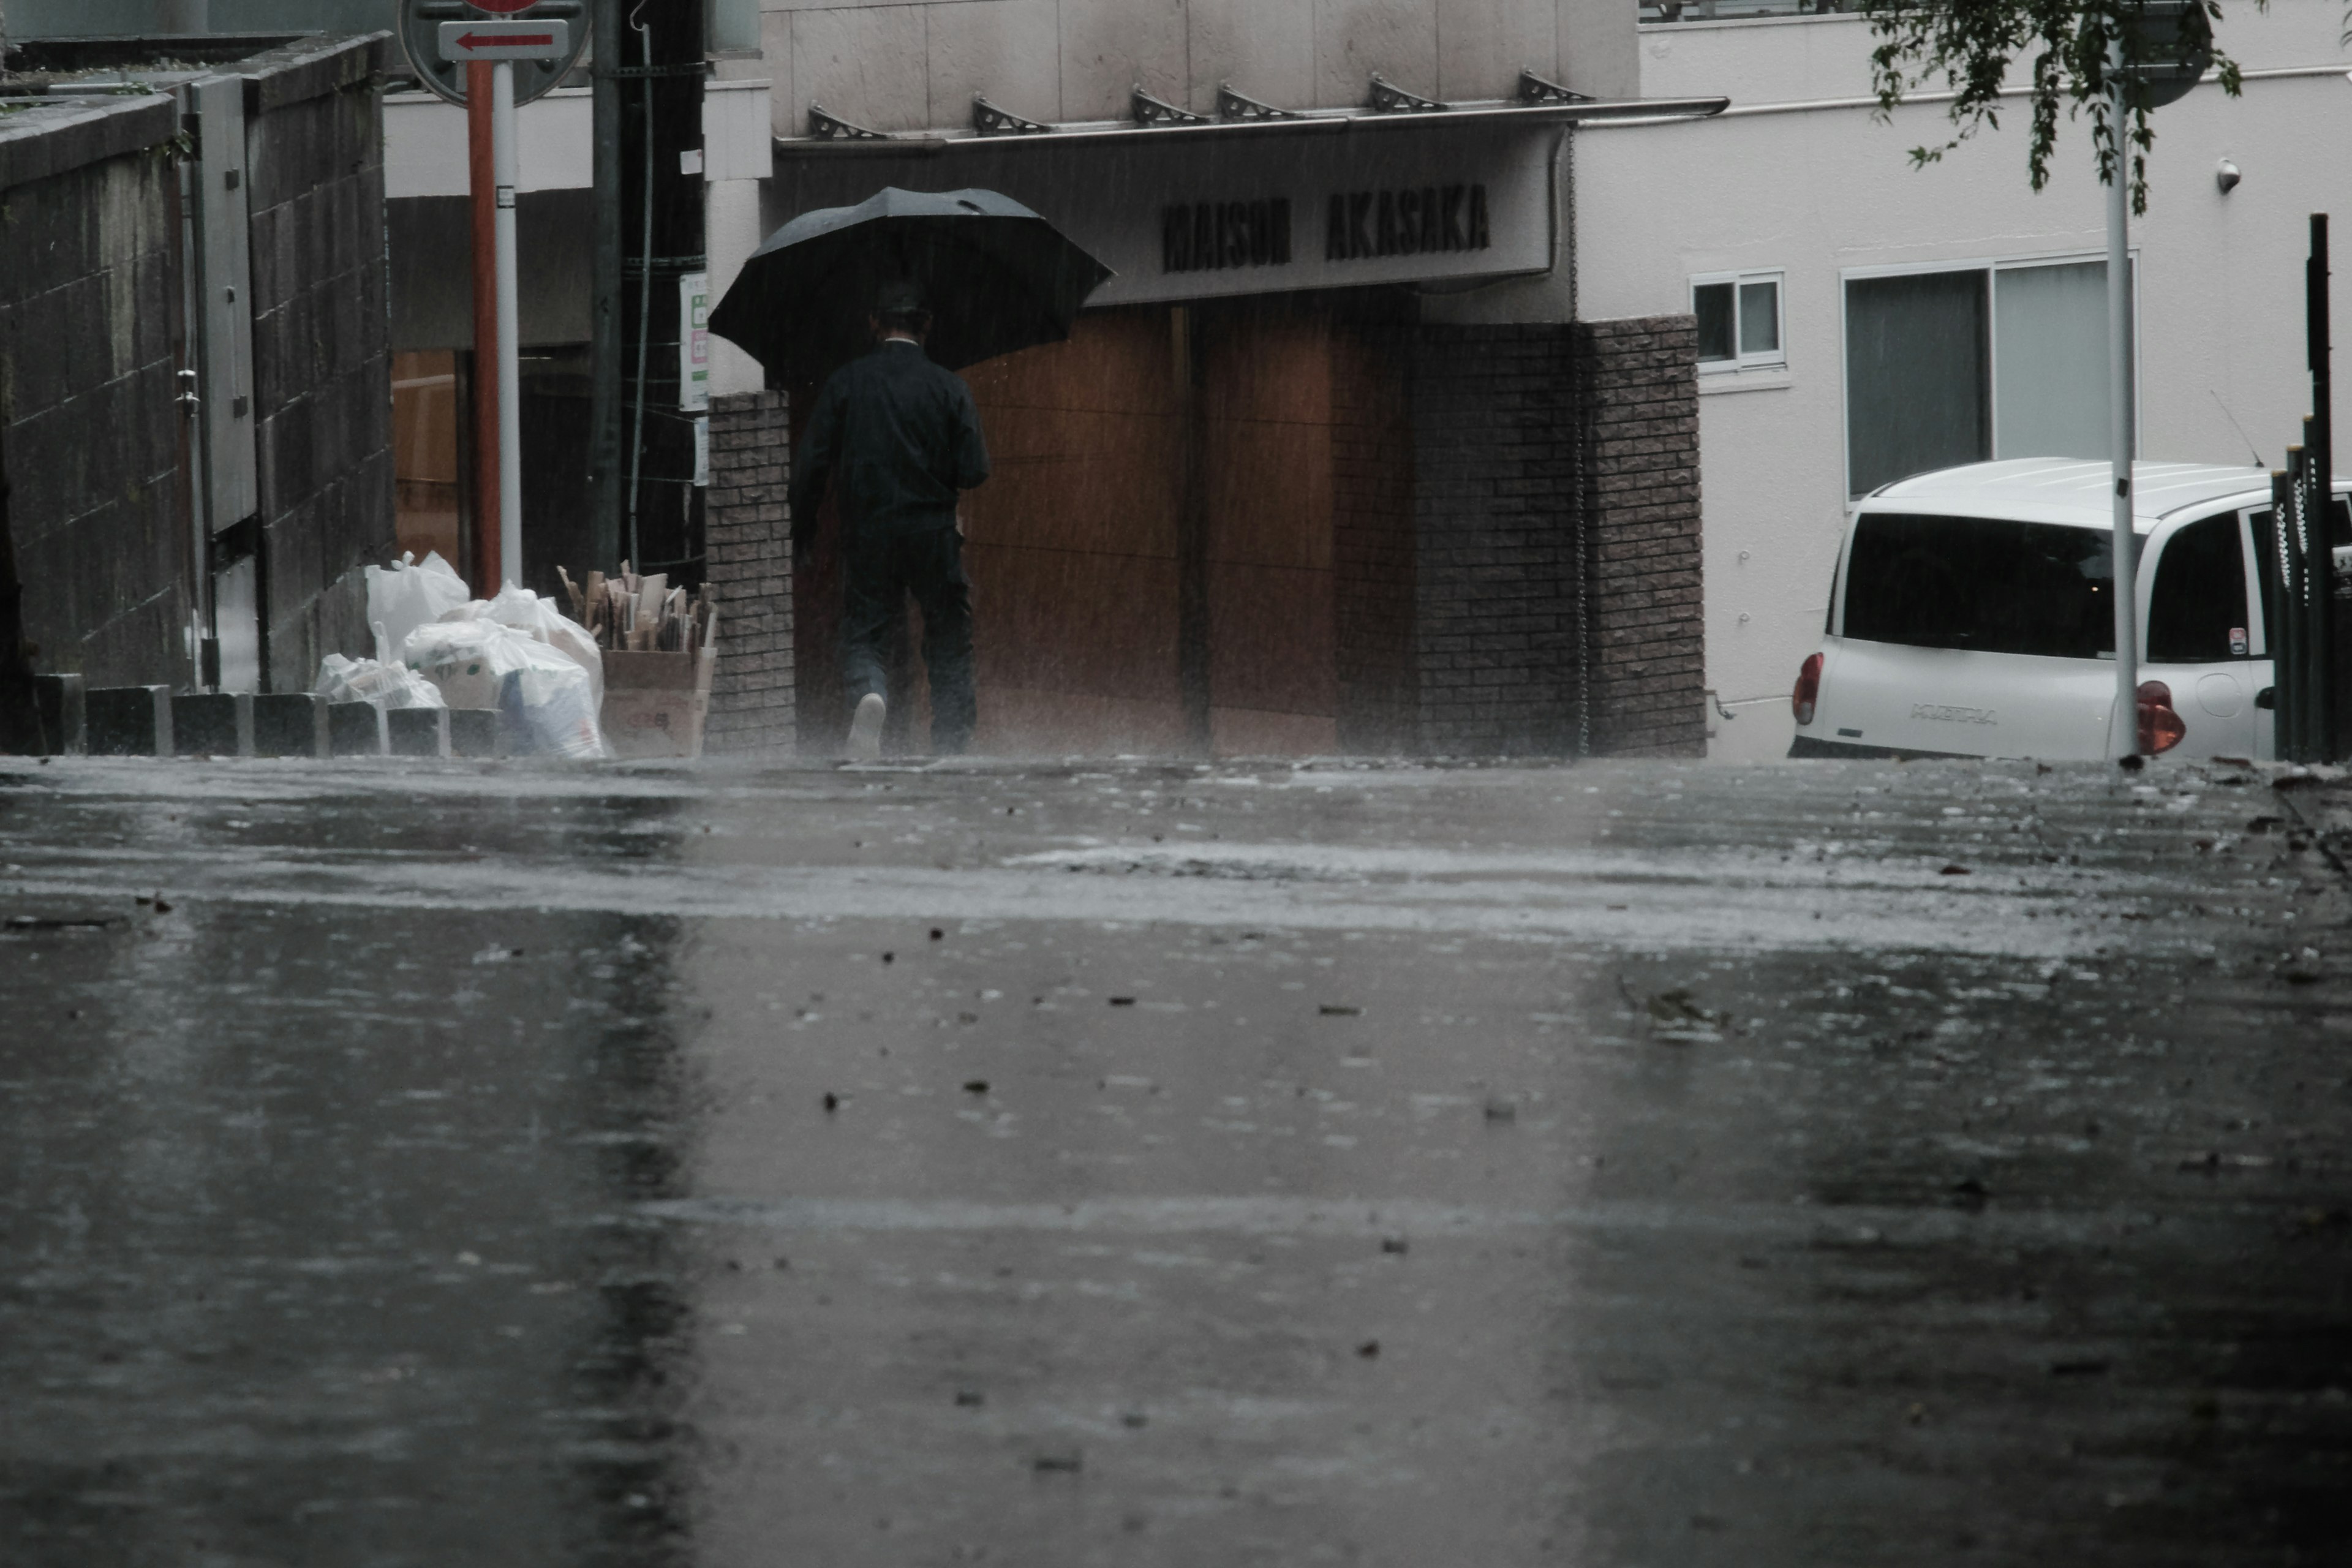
[1,757,2346,1564]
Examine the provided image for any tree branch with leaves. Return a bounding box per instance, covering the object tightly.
[1860,0,2245,214]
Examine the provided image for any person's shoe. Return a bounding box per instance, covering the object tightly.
[846,693,886,760]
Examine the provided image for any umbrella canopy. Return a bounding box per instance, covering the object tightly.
[709,186,1114,380]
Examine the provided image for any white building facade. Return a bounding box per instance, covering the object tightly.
[1575,7,2352,758]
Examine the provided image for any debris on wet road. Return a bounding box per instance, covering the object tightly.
[2,755,2348,1565]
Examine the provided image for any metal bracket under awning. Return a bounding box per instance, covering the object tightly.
[771,96,1731,160]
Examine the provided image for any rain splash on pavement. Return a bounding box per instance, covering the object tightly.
[2,753,2348,1565]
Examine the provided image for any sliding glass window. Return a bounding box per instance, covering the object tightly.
[1844,255,2135,497]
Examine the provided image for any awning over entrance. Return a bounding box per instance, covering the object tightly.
[766,91,1727,308]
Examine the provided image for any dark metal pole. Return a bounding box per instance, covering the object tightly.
[2309,213,2335,759]
[2300,421,2326,760]
[2272,465,2299,760]
[589,0,625,573]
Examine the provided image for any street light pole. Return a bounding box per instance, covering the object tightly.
[2107,55,2139,759]
[467,60,499,594]
[492,59,522,589]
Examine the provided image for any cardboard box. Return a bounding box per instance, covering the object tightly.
[601,647,715,759]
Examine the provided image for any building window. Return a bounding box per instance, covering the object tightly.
[1692,271,1783,371]
[1844,254,2134,497]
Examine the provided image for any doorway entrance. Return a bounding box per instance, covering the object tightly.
[794,296,1414,757]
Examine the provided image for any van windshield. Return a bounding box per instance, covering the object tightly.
[1841,512,2116,659]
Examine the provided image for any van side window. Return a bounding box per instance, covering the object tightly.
[1842,512,2114,658]
[2147,513,2249,664]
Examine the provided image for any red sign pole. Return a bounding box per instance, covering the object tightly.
[467,59,500,592]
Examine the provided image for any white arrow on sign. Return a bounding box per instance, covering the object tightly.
[436,18,573,61]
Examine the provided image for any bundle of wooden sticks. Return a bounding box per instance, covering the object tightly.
[559,563,716,654]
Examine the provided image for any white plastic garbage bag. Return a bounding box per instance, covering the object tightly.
[461,584,605,710]
[364,551,471,663]
[314,653,446,709]
[401,618,607,760]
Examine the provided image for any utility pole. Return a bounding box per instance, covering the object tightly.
[614,0,706,578]
[589,0,625,573]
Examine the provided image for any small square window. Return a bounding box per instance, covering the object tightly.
[1691,270,1785,371]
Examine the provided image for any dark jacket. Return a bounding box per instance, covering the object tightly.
[790,340,990,544]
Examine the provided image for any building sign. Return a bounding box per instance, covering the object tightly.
[1324,184,1490,262]
[1160,186,1490,274]
[1163,198,1292,274]
[773,119,1556,309]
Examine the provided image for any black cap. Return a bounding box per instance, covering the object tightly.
[875,280,928,316]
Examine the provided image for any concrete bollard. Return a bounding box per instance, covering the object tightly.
[446,707,500,758]
[86,686,174,756]
[172,692,254,758]
[32,674,85,755]
[326,701,386,758]
[251,693,328,758]
[385,707,448,759]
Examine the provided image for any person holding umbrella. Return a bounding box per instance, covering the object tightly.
[789,281,990,758]
[712,186,1111,755]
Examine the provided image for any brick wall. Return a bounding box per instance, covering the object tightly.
[1408,324,1581,755]
[702,390,795,756]
[0,95,192,691]
[1574,315,1705,758]
[242,36,398,692]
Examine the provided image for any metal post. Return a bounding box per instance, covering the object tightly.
[2301,420,2328,758]
[2274,464,2301,760]
[493,59,522,590]
[589,0,625,573]
[2106,64,2139,758]
[2309,214,2335,759]
[467,60,500,592]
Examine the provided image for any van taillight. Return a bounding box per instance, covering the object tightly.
[1792,654,1823,726]
[2136,680,2187,755]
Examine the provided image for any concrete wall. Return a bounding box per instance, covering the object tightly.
[1576,19,2352,760]
[241,34,399,691]
[760,0,1640,139]
[0,95,194,692]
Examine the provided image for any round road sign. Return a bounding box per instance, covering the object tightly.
[399,1,590,108]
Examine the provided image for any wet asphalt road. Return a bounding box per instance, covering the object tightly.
[2,753,2350,1567]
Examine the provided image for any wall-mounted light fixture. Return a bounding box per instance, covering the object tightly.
[2217,158,2241,194]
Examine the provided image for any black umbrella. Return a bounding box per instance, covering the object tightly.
[709,186,1114,380]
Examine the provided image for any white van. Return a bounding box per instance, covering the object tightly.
[1790,458,2345,762]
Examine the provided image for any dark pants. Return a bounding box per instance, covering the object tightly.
[842,524,975,753]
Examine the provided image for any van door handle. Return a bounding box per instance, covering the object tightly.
[2255,687,2277,710]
